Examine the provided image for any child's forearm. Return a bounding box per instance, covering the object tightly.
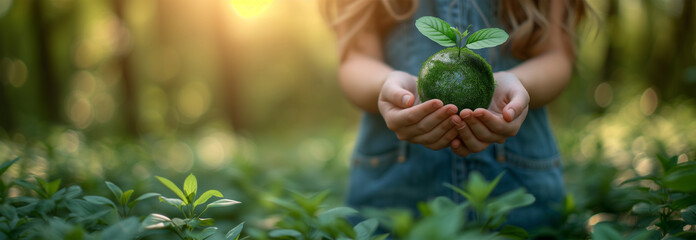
[339,51,394,114]
[508,49,573,108]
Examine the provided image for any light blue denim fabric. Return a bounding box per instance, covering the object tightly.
[345,0,565,231]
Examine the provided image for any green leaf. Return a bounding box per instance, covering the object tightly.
[194,190,224,209]
[373,233,390,240]
[156,176,188,204]
[269,229,303,239]
[0,157,20,176]
[129,192,161,209]
[620,175,658,186]
[36,177,61,197]
[160,196,185,208]
[318,207,359,220]
[415,16,457,47]
[225,222,244,240]
[663,164,696,192]
[465,28,509,49]
[657,155,678,172]
[199,226,218,239]
[105,181,123,200]
[497,225,530,240]
[121,189,134,206]
[671,194,696,210]
[84,195,117,209]
[199,218,215,226]
[183,173,197,198]
[592,223,624,240]
[488,188,536,216]
[207,199,241,208]
[354,219,379,240]
[135,192,161,202]
[100,217,140,240]
[681,205,696,224]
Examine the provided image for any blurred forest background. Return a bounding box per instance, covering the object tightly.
[0,0,695,233]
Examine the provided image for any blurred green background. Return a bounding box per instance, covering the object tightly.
[0,0,695,233]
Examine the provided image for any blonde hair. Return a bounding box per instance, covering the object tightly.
[319,0,590,60]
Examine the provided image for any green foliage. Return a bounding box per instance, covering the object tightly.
[152,174,243,240]
[366,172,534,240]
[0,158,244,240]
[255,190,387,240]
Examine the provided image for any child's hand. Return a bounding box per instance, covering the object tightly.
[451,72,530,157]
[378,71,460,150]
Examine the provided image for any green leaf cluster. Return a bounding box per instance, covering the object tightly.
[415,16,508,53]
[154,174,244,240]
[365,172,534,240]
[259,190,387,240]
[0,158,246,240]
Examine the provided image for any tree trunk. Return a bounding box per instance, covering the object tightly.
[32,0,61,124]
[214,3,246,131]
[113,0,139,137]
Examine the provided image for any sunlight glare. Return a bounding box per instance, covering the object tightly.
[230,0,274,19]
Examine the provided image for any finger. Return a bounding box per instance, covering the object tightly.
[473,108,513,137]
[454,116,490,153]
[390,99,443,128]
[411,113,458,143]
[381,79,416,109]
[464,109,506,143]
[405,104,457,137]
[450,138,471,157]
[423,127,459,150]
[503,89,529,122]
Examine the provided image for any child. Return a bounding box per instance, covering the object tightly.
[321,0,589,230]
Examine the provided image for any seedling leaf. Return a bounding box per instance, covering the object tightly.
[415,16,457,47]
[466,28,509,49]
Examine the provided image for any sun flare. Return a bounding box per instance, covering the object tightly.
[230,0,274,19]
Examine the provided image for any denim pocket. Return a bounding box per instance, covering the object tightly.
[347,141,413,208]
[494,144,565,229]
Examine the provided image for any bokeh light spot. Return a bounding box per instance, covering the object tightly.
[0,0,12,18]
[197,136,226,169]
[594,82,613,107]
[168,142,194,173]
[177,81,211,121]
[68,94,93,129]
[640,88,658,116]
[230,0,273,19]
[6,59,28,88]
[72,71,96,96]
[93,94,115,123]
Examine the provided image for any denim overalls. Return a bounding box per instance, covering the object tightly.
[345,0,565,230]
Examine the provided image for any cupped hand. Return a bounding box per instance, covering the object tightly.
[378,71,461,150]
[451,71,530,157]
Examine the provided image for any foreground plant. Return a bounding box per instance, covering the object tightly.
[260,190,387,240]
[150,174,244,240]
[366,172,533,240]
[589,154,696,240]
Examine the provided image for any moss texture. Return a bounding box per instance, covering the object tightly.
[418,47,495,111]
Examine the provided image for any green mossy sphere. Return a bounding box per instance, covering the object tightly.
[418,47,495,111]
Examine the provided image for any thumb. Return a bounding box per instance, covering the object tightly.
[503,90,529,122]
